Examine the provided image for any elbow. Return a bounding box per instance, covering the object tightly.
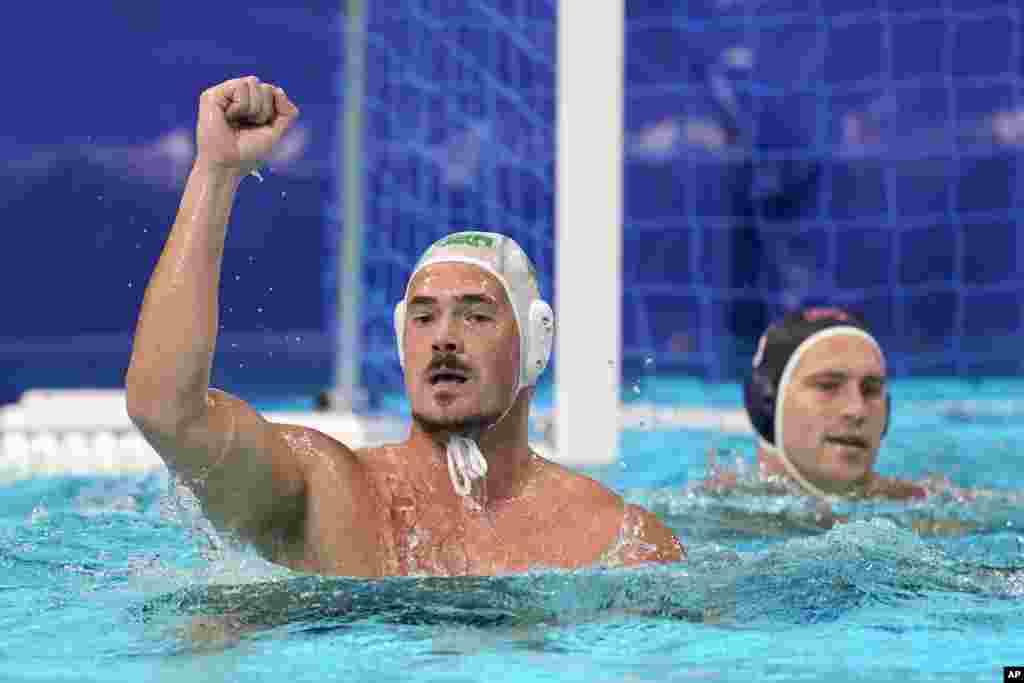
[124,368,153,427]
[125,383,169,435]
[124,371,202,436]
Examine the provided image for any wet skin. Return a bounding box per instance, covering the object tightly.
[401,262,522,444]
[125,77,683,579]
[275,436,680,576]
[191,264,684,577]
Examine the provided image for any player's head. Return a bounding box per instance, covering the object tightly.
[395,232,554,434]
[744,307,889,496]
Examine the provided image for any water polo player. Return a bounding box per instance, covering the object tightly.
[126,76,683,577]
[743,306,926,500]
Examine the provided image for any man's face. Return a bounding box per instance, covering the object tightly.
[403,262,521,434]
[779,334,888,494]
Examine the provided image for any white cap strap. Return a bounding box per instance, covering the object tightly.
[446,435,489,497]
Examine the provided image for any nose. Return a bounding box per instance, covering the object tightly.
[430,313,465,355]
[839,384,868,424]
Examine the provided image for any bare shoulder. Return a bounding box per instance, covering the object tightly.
[269,423,396,491]
[278,432,415,500]
[531,456,620,507]
[619,503,687,563]
[272,422,358,465]
[264,426,396,574]
[532,457,686,564]
[865,474,928,501]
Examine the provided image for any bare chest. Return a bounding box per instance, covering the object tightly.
[382,481,626,577]
[385,494,589,575]
[296,452,621,576]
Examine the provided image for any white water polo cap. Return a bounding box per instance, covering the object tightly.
[394,231,555,391]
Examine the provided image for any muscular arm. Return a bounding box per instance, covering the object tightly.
[125,155,309,538]
[125,161,242,428]
[124,78,373,559]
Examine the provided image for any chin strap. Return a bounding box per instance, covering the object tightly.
[446,435,489,497]
[445,386,524,497]
[759,438,839,502]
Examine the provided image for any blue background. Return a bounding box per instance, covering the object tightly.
[2,1,1022,405]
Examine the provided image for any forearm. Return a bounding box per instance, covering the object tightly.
[126,163,245,426]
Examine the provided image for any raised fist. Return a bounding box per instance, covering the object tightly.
[195,76,300,175]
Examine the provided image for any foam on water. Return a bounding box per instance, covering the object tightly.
[2,391,1024,681]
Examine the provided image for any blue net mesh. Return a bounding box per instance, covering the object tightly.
[326,1,557,395]
[327,0,1024,399]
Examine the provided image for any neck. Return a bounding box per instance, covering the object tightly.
[408,388,536,504]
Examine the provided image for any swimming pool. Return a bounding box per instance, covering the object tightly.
[1,379,1022,682]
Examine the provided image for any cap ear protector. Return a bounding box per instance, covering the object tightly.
[394,300,408,367]
[524,299,555,386]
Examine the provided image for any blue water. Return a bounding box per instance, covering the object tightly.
[1,379,1023,682]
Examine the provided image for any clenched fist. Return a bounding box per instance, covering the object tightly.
[195,76,300,175]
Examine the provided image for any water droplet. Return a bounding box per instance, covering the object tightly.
[644,357,654,367]
[632,384,641,394]
[268,287,274,293]
[256,307,264,314]
[295,336,303,343]
[97,195,104,201]
[127,281,133,288]
[281,191,287,198]
[30,504,49,523]
[235,275,241,281]
[230,343,238,349]
[248,256,255,264]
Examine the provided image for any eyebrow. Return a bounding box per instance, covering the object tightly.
[806,370,886,383]
[407,294,499,307]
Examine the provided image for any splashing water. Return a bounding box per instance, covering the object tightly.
[2,398,1023,681]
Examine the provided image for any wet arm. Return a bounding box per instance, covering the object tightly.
[125,164,306,536]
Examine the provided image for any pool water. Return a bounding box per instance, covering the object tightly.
[1,379,1022,682]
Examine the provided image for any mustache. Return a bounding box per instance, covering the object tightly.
[425,353,473,375]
